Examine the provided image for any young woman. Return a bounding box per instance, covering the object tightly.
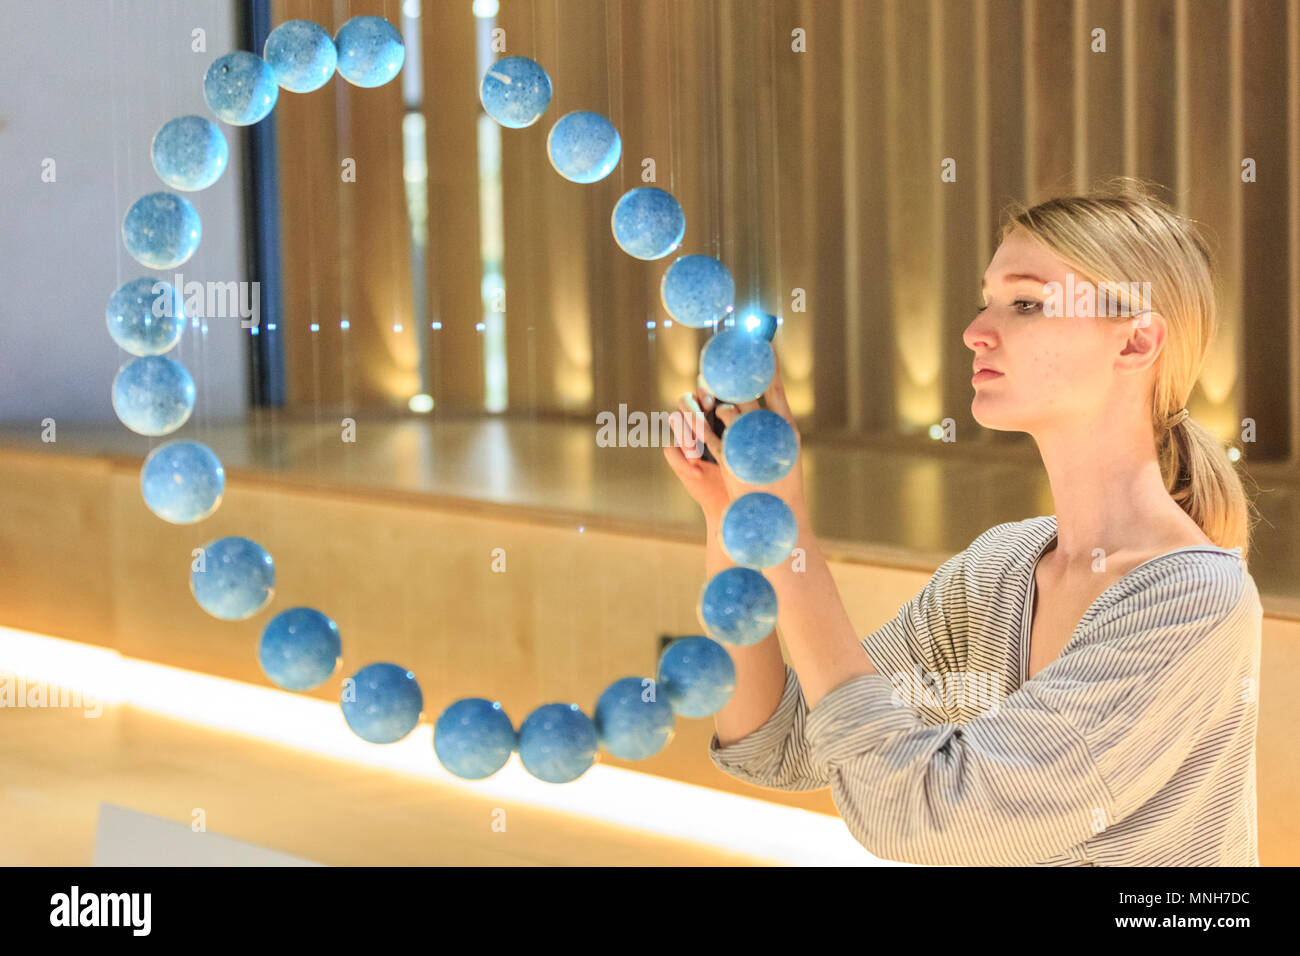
[663,181,1262,866]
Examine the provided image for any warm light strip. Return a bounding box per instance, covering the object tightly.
[0,625,906,867]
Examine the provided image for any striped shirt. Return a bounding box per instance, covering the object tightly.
[709,514,1262,866]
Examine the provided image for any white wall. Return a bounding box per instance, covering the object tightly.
[0,0,249,425]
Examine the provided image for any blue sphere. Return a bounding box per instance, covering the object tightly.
[660,255,734,328]
[190,536,275,621]
[259,607,341,691]
[141,440,225,524]
[518,703,598,783]
[151,115,228,191]
[720,492,799,569]
[698,566,778,647]
[434,698,517,780]
[723,310,779,342]
[334,16,404,88]
[547,110,621,183]
[593,676,676,761]
[106,278,185,356]
[203,51,279,125]
[122,192,202,269]
[722,409,798,485]
[479,56,552,128]
[264,19,337,92]
[699,327,774,403]
[111,355,195,436]
[657,636,735,718]
[611,187,685,260]
[341,663,423,744]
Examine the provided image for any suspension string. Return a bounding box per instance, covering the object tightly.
[666,0,675,196]
[770,0,781,320]
[710,0,721,261]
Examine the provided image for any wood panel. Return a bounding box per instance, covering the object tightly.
[275,0,416,411]
[268,0,1299,467]
[423,0,485,410]
[1240,0,1292,460]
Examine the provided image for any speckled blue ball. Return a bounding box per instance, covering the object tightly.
[106,278,185,356]
[258,607,341,691]
[698,566,778,647]
[720,492,798,569]
[722,409,798,485]
[518,703,598,783]
[612,187,685,260]
[264,19,337,92]
[111,355,195,436]
[723,310,778,342]
[341,663,423,744]
[190,536,275,621]
[593,676,676,760]
[141,440,225,524]
[657,636,736,718]
[203,51,279,125]
[122,192,202,269]
[334,16,404,88]
[660,255,734,328]
[479,56,552,128]
[547,110,621,183]
[151,115,228,191]
[434,698,517,780]
[699,327,775,403]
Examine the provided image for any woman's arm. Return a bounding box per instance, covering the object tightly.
[763,508,877,712]
[707,515,788,748]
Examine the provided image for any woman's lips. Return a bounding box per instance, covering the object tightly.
[972,369,1004,385]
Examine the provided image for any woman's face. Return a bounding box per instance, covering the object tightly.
[963,229,1141,434]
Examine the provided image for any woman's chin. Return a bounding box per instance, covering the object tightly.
[970,397,1013,431]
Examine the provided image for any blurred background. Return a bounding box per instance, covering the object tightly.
[0,0,1296,866]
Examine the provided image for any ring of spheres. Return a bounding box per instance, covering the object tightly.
[112,16,797,785]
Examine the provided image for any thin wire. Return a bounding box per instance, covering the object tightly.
[110,0,122,286]
[666,0,674,195]
[194,0,209,456]
[769,0,781,317]
[746,9,760,307]
[710,0,721,261]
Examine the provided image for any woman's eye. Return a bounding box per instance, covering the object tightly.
[975,299,1042,315]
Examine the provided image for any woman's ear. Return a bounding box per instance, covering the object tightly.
[1117,310,1167,370]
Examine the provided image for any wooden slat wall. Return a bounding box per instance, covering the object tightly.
[423,0,484,410]
[274,0,1298,465]
[274,0,416,410]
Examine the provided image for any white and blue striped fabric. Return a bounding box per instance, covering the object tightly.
[709,514,1262,866]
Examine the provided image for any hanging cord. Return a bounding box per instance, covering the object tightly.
[769,0,782,321]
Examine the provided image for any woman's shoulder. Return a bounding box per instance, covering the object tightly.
[917,516,1055,600]
[962,514,1056,562]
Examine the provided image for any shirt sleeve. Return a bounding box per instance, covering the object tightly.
[707,662,831,791]
[707,533,979,789]
[802,554,1255,866]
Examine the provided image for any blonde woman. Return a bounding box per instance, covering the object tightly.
[664,180,1262,866]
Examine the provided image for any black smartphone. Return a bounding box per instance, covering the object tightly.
[700,401,726,464]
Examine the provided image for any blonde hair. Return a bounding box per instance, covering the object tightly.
[998,177,1256,561]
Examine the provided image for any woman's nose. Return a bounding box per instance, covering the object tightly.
[962,315,996,352]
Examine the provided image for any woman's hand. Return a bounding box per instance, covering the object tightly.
[663,384,732,526]
[663,349,808,526]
